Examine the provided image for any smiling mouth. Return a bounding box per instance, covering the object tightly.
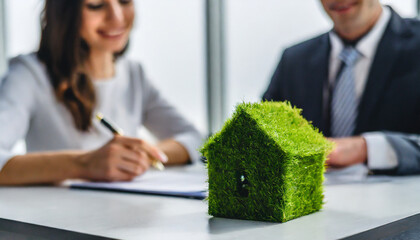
[98,29,126,39]
[329,2,357,13]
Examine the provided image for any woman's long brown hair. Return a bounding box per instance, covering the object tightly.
[37,0,95,131]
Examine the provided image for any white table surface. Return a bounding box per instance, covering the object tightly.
[1,165,419,240]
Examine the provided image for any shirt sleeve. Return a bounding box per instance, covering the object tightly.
[0,58,36,170]
[363,132,398,170]
[136,63,204,163]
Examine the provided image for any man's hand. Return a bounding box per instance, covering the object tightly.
[326,137,367,168]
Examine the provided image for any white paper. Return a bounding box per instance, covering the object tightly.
[70,169,207,193]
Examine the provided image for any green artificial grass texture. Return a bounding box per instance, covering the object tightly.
[201,101,333,222]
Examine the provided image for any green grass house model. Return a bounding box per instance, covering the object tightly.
[201,101,333,222]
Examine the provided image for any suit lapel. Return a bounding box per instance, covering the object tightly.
[356,9,411,134]
[305,34,330,134]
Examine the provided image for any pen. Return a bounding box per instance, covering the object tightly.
[96,112,165,171]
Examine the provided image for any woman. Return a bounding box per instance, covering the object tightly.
[0,0,202,185]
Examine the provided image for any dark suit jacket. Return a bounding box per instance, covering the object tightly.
[263,9,420,175]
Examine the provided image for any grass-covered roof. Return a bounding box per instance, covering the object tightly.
[238,101,330,156]
[206,101,332,157]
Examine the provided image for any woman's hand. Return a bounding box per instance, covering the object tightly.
[78,136,168,182]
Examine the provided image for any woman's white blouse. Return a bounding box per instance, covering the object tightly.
[0,53,203,170]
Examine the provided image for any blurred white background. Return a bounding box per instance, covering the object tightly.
[0,0,418,141]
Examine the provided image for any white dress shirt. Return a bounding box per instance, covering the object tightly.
[328,6,398,170]
[0,53,203,170]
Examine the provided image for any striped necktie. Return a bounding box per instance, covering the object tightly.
[331,47,361,137]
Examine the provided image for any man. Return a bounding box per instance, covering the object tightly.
[263,0,420,174]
